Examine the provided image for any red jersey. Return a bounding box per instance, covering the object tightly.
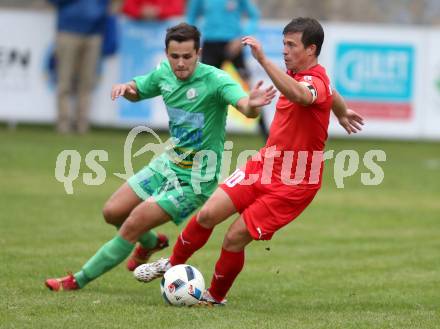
[260,64,333,188]
[122,0,185,20]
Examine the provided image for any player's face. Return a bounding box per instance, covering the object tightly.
[282,32,313,72]
[166,40,201,80]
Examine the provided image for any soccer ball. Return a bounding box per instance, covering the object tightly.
[160,264,205,307]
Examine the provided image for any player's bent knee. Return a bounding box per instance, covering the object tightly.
[197,207,217,228]
[119,216,136,232]
[118,217,142,243]
[222,230,241,250]
[222,226,252,251]
[102,201,121,226]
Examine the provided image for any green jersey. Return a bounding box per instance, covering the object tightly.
[133,60,247,191]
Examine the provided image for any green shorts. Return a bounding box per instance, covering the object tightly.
[128,164,211,225]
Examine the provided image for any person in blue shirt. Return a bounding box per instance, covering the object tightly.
[186,0,269,140]
[48,0,110,134]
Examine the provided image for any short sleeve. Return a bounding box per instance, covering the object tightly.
[299,75,328,104]
[133,65,163,100]
[215,71,248,107]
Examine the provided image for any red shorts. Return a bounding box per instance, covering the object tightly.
[220,159,319,240]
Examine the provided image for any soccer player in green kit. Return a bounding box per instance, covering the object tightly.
[45,23,276,291]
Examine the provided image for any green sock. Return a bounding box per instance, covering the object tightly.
[74,235,134,288]
[138,230,158,249]
[114,224,158,249]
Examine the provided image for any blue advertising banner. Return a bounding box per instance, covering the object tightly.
[119,19,177,121]
[334,43,415,119]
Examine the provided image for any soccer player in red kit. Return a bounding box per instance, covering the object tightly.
[134,17,364,305]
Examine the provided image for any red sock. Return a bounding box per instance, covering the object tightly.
[169,215,213,266]
[208,248,245,302]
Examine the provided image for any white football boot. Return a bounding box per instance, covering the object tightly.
[133,257,171,282]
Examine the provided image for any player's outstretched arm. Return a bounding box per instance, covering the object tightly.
[111,81,140,102]
[236,80,276,118]
[242,36,313,106]
[332,89,364,134]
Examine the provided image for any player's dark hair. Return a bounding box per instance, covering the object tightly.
[283,17,324,56]
[165,23,200,50]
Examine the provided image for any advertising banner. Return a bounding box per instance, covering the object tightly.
[424,30,440,139]
[0,10,439,140]
[325,24,426,138]
[334,43,414,120]
[0,10,55,123]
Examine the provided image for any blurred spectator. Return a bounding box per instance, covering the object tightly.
[122,0,185,20]
[187,0,268,140]
[48,0,111,134]
[1,0,439,26]
[186,0,258,82]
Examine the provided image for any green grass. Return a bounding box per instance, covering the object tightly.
[1,125,439,329]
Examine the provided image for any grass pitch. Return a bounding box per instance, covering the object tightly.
[1,125,439,329]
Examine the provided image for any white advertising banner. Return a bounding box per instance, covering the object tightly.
[424,30,440,139]
[0,10,439,140]
[324,23,427,139]
[0,10,56,123]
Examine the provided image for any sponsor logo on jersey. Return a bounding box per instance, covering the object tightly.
[186,88,198,100]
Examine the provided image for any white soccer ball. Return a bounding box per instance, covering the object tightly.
[160,264,205,307]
